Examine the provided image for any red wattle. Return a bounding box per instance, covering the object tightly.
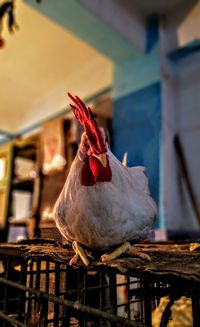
[89,155,112,183]
[80,155,112,186]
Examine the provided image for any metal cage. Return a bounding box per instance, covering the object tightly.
[0,240,199,326]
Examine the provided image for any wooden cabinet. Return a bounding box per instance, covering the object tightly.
[39,118,78,240]
[4,118,78,242]
[6,134,40,242]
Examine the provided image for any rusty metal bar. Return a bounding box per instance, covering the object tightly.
[0,276,145,327]
[77,269,86,327]
[26,260,34,325]
[18,260,27,322]
[0,311,27,327]
[160,296,176,327]
[3,258,10,327]
[63,267,70,327]
[44,260,50,326]
[142,281,152,326]
[54,261,61,327]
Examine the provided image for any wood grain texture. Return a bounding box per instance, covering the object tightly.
[0,240,200,284]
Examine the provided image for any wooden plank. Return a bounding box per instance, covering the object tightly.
[0,240,200,283]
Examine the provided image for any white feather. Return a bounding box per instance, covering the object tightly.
[54,148,157,250]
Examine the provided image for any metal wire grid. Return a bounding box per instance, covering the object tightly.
[0,256,156,327]
[0,255,199,327]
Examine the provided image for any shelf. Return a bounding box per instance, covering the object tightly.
[12,177,35,191]
[13,177,35,184]
[8,218,30,226]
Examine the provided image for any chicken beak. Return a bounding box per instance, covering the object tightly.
[95,153,107,167]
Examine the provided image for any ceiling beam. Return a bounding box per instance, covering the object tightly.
[25,0,143,63]
[79,0,146,52]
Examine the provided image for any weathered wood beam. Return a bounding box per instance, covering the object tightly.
[80,0,146,52]
[0,240,200,283]
[26,0,141,62]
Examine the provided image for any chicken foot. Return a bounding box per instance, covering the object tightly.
[100,241,131,262]
[69,241,151,266]
[69,241,90,266]
[100,241,151,262]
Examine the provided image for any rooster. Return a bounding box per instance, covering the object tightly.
[53,93,157,265]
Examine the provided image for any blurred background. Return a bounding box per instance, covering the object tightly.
[0,0,200,243]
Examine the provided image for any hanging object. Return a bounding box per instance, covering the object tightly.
[0,0,41,48]
[0,0,18,48]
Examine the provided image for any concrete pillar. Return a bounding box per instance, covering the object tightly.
[112,46,164,234]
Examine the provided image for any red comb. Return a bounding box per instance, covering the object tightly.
[68,93,106,154]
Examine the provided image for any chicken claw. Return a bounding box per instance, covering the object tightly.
[69,253,79,266]
[126,248,151,262]
[69,241,90,266]
[100,241,131,263]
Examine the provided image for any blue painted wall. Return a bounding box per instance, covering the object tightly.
[113,82,161,226]
[113,46,160,100]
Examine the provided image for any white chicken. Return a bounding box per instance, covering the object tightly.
[53,93,157,265]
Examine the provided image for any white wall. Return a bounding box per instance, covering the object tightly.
[160,2,200,232]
